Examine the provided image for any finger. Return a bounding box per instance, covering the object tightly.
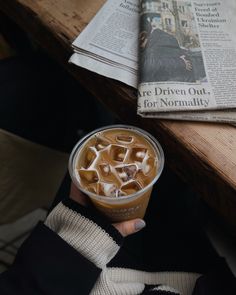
[186,63,192,71]
[187,62,192,68]
[113,219,146,237]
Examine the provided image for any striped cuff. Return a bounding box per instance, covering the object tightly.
[45,199,123,268]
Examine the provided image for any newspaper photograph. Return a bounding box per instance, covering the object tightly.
[138,0,236,113]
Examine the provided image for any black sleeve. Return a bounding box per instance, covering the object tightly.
[0,222,101,295]
[192,258,236,295]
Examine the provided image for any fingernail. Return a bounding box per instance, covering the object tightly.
[135,220,146,231]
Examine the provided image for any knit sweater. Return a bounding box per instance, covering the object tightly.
[45,199,200,295]
[0,198,235,295]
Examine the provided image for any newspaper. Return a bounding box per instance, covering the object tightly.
[70,0,139,88]
[139,108,236,123]
[138,0,236,114]
[70,0,236,124]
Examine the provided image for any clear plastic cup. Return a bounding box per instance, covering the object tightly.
[68,125,164,222]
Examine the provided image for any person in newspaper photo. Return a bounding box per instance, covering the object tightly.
[139,0,206,84]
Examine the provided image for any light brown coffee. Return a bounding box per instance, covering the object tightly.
[75,128,158,199]
[69,126,164,222]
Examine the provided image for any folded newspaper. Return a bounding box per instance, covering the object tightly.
[70,0,236,124]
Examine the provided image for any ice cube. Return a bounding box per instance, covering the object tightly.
[115,168,128,182]
[84,148,97,168]
[121,181,142,195]
[116,134,133,144]
[86,183,98,194]
[95,137,110,151]
[142,156,156,175]
[135,170,146,187]
[110,145,128,162]
[116,189,126,197]
[79,169,99,185]
[115,165,137,182]
[98,182,118,197]
[124,164,138,179]
[99,163,111,177]
[130,147,147,162]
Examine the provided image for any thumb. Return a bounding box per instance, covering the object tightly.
[113,219,146,237]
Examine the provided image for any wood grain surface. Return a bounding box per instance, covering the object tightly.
[0,0,235,229]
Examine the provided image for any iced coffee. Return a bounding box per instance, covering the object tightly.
[69,125,164,222]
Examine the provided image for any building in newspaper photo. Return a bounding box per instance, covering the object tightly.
[139,0,207,83]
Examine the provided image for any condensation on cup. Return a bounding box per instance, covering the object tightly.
[69,125,164,222]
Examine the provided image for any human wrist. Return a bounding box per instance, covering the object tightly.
[44,198,123,268]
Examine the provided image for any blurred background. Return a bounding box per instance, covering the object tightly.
[0,12,235,276]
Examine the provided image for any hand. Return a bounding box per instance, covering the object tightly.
[139,31,148,49]
[70,183,146,237]
[180,55,193,71]
[114,218,146,237]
